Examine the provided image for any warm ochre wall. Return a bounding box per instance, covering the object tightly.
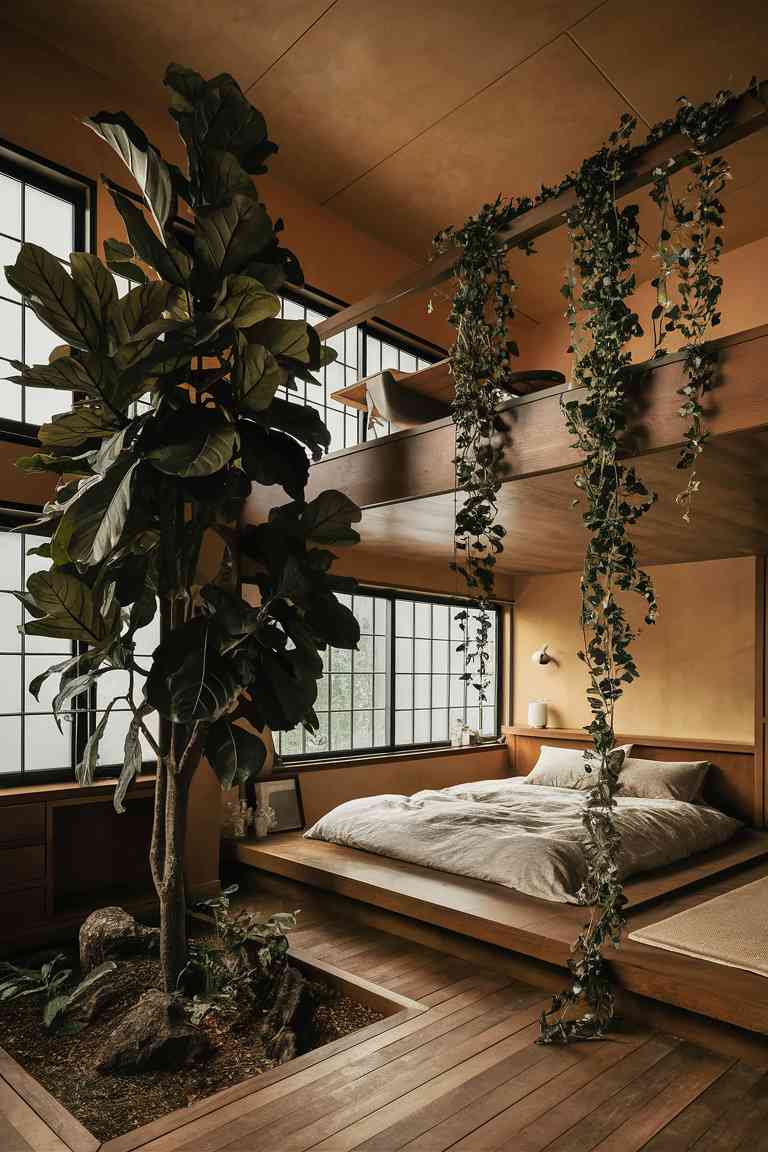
[513,557,756,743]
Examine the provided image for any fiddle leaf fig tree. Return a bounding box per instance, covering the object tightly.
[4,65,361,991]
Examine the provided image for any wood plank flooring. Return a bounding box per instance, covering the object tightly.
[5,881,768,1152]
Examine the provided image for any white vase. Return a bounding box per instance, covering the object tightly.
[527,701,548,728]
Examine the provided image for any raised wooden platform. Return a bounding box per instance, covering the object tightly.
[231,830,768,1035]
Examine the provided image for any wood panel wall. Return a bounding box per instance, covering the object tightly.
[294,745,511,826]
[504,728,759,826]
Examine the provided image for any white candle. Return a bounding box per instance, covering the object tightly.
[528,701,548,728]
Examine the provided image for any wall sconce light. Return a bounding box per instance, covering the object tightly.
[531,645,557,667]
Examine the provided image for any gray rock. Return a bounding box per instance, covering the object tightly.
[261,964,308,1064]
[96,990,210,1073]
[66,979,124,1030]
[79,907,159,973]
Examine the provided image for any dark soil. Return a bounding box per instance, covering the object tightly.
[0,951,382,1142]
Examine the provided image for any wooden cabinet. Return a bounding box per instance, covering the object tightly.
[0,776,156,955]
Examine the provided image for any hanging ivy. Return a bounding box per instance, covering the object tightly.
[433,199,519,709]
[650,96,733,521]
[539,114,658,1044]
[431,80,758,1040]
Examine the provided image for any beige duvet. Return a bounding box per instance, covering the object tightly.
[304,777,741,904]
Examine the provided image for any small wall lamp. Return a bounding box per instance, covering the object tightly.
[531,645,557,667]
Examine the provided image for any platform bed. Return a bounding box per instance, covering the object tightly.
[232,829,768,1037]
[232,731,768,1035]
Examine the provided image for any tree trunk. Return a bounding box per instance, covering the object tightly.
[151,721,209,993]
[158,765,189,992]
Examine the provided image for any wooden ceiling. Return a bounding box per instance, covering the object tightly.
[7,0,768,325]
[353,429,768,575]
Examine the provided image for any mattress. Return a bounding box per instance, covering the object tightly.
[304,777,741,904]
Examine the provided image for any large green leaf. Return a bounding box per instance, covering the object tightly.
[84,112,177,234]
[145,409,236,478]
[7,353,99,395]
[114,281,176,349]
[114,702,154,813]
[5,244,98,350]
[201,150,257,207]
[256,397,330,461]
[250,648,320,731]
[220,275,279,329]
[300,490,362,545]
[16,451,94,476]
[70,253,118,333]
[232,339,284,412]
[305,591,360,649]
[165,65,277,176]
[53,456,140,567]
[77,700,118,786]
[103,238,148,285]
[195,195,273,281]
[22,570,118,644]
[145,619,246,723]
[107,184,190,287]
[239,423,309,501]
[205,717,267,790]
[251,318,311,363]
[38,406,120,449]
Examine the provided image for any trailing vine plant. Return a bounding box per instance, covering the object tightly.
[429,80,760,1043]
[650,93,733,521]
[432,200,518,712]
[539,114,658,1043]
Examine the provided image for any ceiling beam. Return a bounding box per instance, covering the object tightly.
[315,90,768,342]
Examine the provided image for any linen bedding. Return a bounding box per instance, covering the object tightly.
[303,777,741,904]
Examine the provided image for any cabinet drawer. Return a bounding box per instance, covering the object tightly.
[0,845,45,893]
[0,803,45,846]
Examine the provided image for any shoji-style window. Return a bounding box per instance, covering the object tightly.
[272,588,500,761]
[0,527,77,779]
[0,150,88,431]
[276,295,363,454]
[0,522,159,784]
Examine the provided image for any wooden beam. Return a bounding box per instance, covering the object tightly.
[315,91,768,342]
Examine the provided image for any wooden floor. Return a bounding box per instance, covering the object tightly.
[4,882,768,1152]
[232,831,768,1035]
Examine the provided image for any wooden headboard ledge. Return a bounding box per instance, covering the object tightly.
[502,726,761,827]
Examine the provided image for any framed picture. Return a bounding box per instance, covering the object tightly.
[252,776,305,832]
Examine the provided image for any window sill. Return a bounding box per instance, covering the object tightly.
[0,773,156,804]
[276,740,506,776]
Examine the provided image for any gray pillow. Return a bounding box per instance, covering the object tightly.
[524,744,633,791]
[616,757,710,803]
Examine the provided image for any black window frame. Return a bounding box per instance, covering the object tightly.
[275,585,502,765]
[0,138,95,443]
[0,506,158,789]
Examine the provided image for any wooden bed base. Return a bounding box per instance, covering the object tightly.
[230,829,768,1035]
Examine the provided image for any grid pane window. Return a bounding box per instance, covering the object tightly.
[0,160,84,428]
[267,588,499,761]
[0,524,160,782]
[276,296,362,454]
[0,531,74,776]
